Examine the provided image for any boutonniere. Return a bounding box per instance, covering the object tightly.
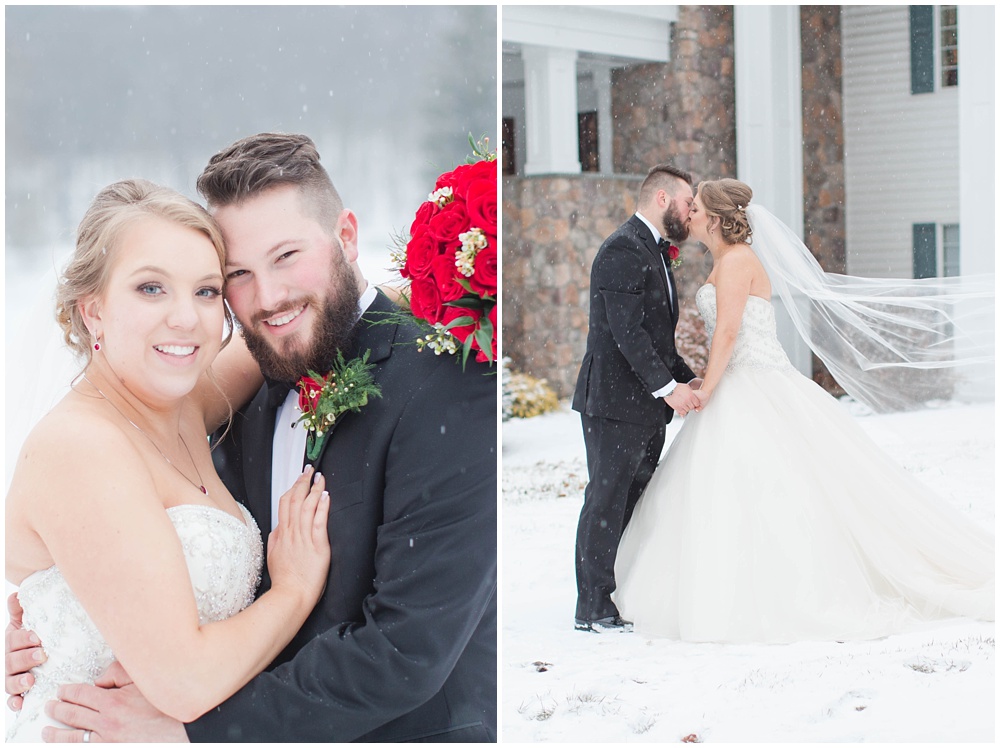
[666,243,682,270]
[297,350,382,461]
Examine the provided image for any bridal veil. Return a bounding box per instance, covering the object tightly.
[745,205,994,412]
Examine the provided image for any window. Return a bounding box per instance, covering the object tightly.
[913,223,960,278]
[578,111,599,173]
[940,6,958,87]
[942,223,960,276]
[913,223,936,278]
[502,118,515,176]
[910,5,958,94]
[909,6,934,94]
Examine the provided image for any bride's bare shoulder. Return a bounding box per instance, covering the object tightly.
[13,397,144,490]
[723,243,756,262]
[717,244,766,280]
[715,244,756,276]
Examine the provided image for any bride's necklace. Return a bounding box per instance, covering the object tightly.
[82,374,209,496]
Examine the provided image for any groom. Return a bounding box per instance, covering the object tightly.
[5,134,497,741]
[571,164,700,632]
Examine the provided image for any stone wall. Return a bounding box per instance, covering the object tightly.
[502,174,641,396]
[613,5,736,184]
[800,6,846,274]
[800,6,847,391]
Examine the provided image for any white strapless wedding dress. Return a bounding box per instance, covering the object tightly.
[7,504,263,742]
[613,284,994,643]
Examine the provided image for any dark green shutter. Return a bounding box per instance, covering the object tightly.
[913,223,936,278]
[910,6,934,94]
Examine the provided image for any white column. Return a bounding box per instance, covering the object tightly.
[592,63,614,175]
[522,45,582,175]
[734,5,809,375]
[734,5,804,231]
[958,6,994,276]
[956,5,995,402]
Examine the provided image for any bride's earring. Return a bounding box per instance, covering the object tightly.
[94,341,101,352]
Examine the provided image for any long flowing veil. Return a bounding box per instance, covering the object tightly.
[745,205,994,412]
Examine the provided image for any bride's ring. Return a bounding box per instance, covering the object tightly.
[82,730,92,743]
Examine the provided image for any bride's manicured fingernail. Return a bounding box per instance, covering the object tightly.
[28,633,40,645]
[31,650,44,662]
[19,675,30,688]
[314,471,323,483]
[321,491,330,502]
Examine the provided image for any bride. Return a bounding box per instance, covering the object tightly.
[613,178,994,643]
[5,179,331,741]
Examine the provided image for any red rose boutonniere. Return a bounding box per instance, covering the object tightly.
[296,350,382,461]
[391,135,498,368]
[667,243,682,270]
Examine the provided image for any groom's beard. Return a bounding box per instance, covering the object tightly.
[240,253,362,384]
[661,202,690,242]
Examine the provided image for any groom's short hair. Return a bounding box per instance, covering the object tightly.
[197,132,343,230]
[639,164,693,205]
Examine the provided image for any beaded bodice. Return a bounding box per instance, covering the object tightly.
[696,284,796,373]
[7,504,262,742]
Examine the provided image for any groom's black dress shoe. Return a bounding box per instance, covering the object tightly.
[574,615,633,633]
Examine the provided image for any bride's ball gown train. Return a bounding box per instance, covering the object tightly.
[613,284,994,643]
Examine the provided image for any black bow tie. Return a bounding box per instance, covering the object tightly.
[266,378,295,409]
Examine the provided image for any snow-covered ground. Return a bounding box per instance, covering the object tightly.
[501,401,995,743]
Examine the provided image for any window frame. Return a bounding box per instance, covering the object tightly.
[501,117,516,177]
[938,5,958,89]
[941,222,960,277]
[910,5,958,95]
[913,222,937,279]
[577,111,599,174]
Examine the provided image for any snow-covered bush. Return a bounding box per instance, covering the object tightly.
[502,357,559,420]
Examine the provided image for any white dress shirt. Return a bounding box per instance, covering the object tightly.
[634,212,678,399]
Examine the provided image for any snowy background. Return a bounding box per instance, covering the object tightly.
[502,401,995,742]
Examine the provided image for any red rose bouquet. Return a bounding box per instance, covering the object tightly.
[394,137,497,366]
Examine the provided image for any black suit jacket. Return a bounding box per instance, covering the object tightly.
[572,215,695,427]
[187,291,497,742]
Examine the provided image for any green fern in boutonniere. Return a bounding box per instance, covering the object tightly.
[296,350,382,461]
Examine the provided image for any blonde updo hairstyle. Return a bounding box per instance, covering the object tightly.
[697,178,753,245]
[56,179,232,362]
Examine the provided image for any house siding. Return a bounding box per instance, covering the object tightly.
[842,5,960,278]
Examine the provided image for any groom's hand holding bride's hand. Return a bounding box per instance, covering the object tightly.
[693,387,712,409]
[663,382,701,417]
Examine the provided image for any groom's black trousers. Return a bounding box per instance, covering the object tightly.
[575,413,666,622]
